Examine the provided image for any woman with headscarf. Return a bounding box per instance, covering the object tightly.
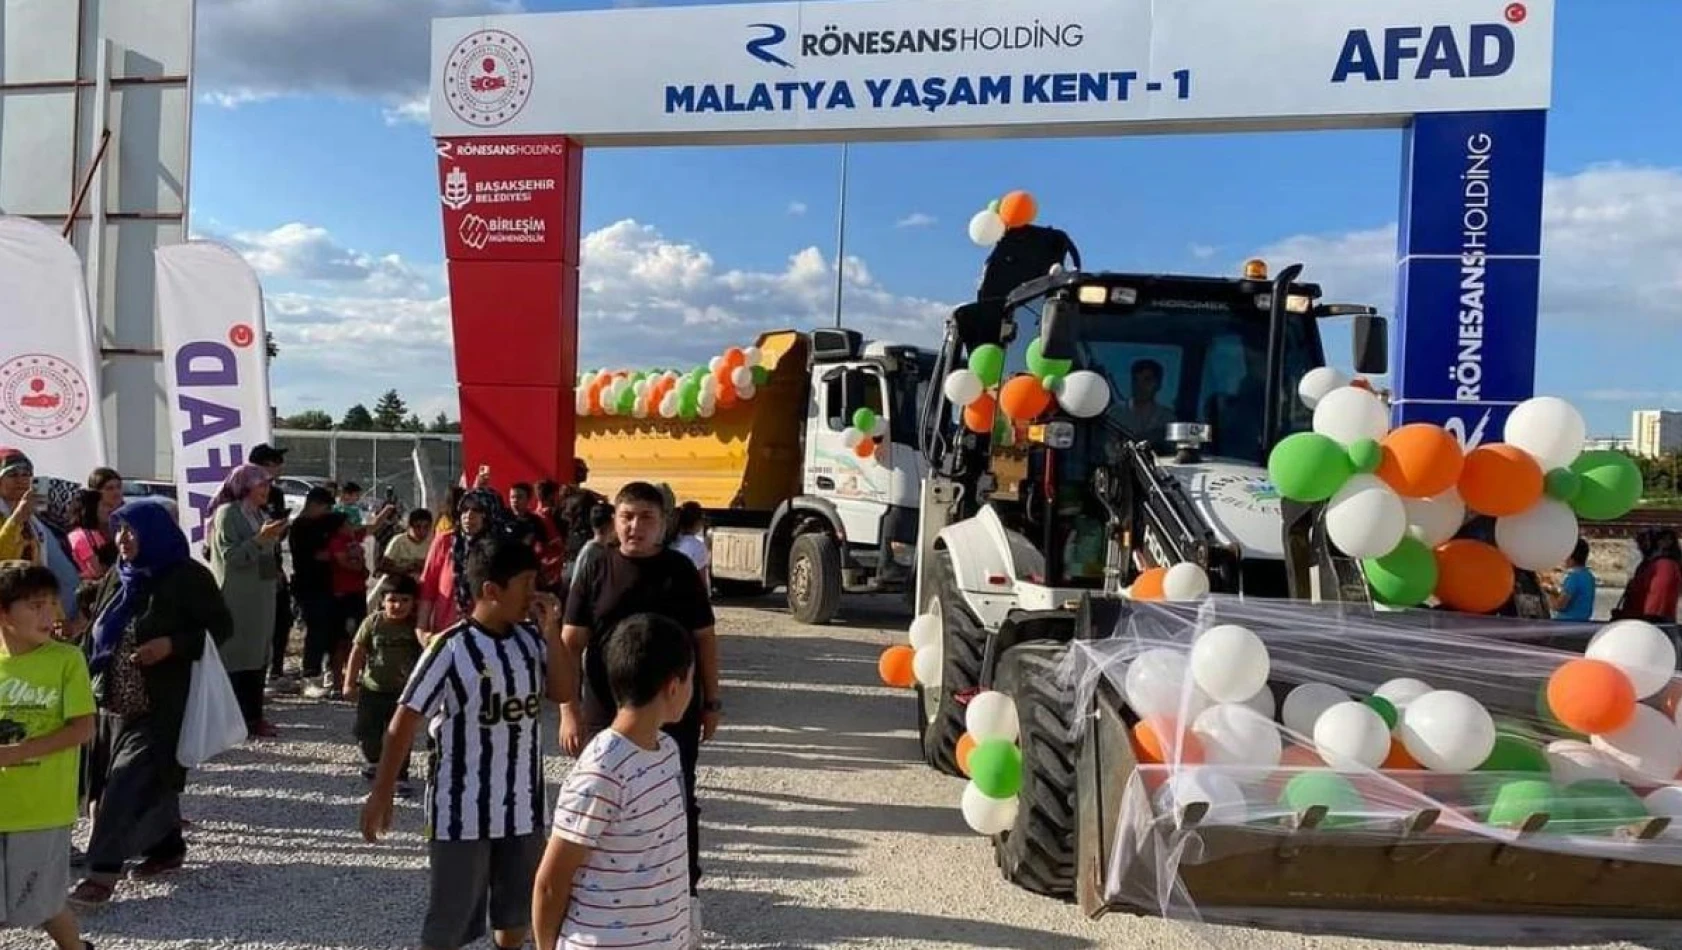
[1614,528,1682,625]
[205,464,286,737]
[415,488,511,641]
[69,499,232,908]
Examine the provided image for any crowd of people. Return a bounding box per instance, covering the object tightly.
[0,443,723,950]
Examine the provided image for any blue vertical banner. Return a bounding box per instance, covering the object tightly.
[1393,109,1547,448]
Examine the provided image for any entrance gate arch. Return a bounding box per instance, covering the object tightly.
[428,0,1554,484]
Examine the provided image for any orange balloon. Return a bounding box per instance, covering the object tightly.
[717,387,739,409]
[963,393,997,434]
[1132,719,1203,765]
[878,645,915,688]
[1377,424,1465,499]
[1381,738,1421,770]
[1458,444,1543,517]
[997,190,1037,229]
[712,363,736,389]
[1432,539,1514,614]
[957,733,978,776]
[1546,659,1637,735]
[853,439,875,459]
[722,347,746,369]
[1131,567,1167,601]
[998,374,1053,422]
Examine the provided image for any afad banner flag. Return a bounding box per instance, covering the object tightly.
[0,217,109,480]
[156,242,273,550]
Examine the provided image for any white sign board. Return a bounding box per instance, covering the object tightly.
[431,0,1553,144]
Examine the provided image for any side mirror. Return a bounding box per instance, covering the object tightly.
[1039,292,1078,362]
[1352,314,1389,375]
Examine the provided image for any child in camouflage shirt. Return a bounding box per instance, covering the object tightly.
[343,575,423,797]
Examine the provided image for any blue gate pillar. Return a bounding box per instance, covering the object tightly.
[1392,110,1547,448]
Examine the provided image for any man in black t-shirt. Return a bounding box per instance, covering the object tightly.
[561,480,719,897]
[288,487,344,690]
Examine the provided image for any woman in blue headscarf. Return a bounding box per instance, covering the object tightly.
[70,498,232,909]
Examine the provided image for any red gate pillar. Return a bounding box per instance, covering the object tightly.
[435,136,583,487]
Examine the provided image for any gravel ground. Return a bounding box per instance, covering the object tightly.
[19,596,1678,950]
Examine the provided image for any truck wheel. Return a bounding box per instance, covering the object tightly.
[992,640,1077,899]
[916,549,984,777]
[787,533,842,625]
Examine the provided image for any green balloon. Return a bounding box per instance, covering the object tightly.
[1362,535,1438,607]
[1479,734,1549,774]
[1267,432,1355,503]
[616,388,636,415]
[852,408,878,432]
[1563,779,1646,834]
[751,365,770,387]
[1487,779,1558,828]
[1544,467,1582,502]
[969,739,1023,799]
[1025,338,1073,379]
[1363,695,1398,730]
[1569,450,1643,521]
[993,416,1014,447]
[968,344,1006,388]
[987,198,1001,213]
[1281,772,1365,828]
[1347,439,1384,474]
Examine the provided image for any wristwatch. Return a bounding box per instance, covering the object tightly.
[702,699,722,713]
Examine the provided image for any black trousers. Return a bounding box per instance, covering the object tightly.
[353,688,410,779]
[662,707,703,896]
[270,576,293,677]
[298,591,343,678]
[86,712,186,877]
[228,669,266,727]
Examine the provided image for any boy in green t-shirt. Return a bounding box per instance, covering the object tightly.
[0,563,95,950]
[343,574,424,798]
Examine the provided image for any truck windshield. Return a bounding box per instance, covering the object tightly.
[1010,299,1322,465]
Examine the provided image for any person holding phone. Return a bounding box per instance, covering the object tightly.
[0,450,80,618]
[205,464,287,737]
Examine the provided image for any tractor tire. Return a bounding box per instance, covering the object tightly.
[992,640,1078,899]
[787,533,842,625]
[916,549,985,777]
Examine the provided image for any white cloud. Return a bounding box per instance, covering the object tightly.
[216,222,435,297]
[787,201,808,216]
[1250,163,1682,328]
[381,96,431,126]
[1189,243,1217,260]
[196,0,524,112]
[263,218,953,418]
[895,212,937,229]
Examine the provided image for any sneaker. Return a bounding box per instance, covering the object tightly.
[302,682,331,700]
[266,674,300,697]
[67,878,114,909]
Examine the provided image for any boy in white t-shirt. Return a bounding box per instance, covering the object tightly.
[533,612,696,950]
[669,503,710,593]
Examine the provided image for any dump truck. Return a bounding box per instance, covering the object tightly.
[909,258,1672,925]
[578,326,936,625]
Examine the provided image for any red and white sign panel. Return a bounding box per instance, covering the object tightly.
[436,137,579,262]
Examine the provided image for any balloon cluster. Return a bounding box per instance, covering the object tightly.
[576,345,771,420]
[842,408,889,463]
[943,339,1111,438]
[966,190,1038,248]
[878,613,942,692]
[958,692,1024,835]
[1544,621,1682,785]
[1269,373,1644,612]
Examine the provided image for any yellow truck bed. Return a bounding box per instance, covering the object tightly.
[577,330,810,511]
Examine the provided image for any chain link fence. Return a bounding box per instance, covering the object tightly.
[271,429,464,515]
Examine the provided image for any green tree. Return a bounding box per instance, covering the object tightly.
[341,404,375,430]
[265,331,279,362]
[372,389,409,431]
[402,413,426,433]
[282,410,334,431]
[428,412,460,434]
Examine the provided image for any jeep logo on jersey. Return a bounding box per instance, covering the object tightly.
[478,692,543,726]
[1331,23,1516,83]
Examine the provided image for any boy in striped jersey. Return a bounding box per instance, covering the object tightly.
[533,612,695,950]
[359,537,576,950]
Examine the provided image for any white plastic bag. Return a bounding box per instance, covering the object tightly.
[177,640,247,768]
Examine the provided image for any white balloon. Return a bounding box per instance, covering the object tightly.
[968,209,1007,247]
[1545,739,1620,786]
[1374,677,1433,711]
[1055,370,1111,419]
[908,614,941,652]
[708,356,722,372]
[1189,624,1271,703]
[1405,489,1467,548]
[736,382,757,400]
[1312,386,1391,446]
[870,416,889,439]
[966,690,1020,743]
[1298,367,1349,410]
[1590,705,1682,784]
[1162,563,1210,602]
[1586,620,1679,700]
[1643,786,1682,834]
[1398,690,1496,772]
[742,346,762,366]
[1504,396,1587,472]
[942,369,985,407]
[1240,685,1277,722]
[961,781,1018,835]
[702,377,720,399]
[575,391,590,415]
[731,366,753,390]
[1494,498,1580,572]
[911,645,942,686]
[841,427,865,449]
[1313,701,1392,770]
[1282,683,1352,738]
[1324,473,1408,559]
[632,400,649,419]
[1124,648,1207,722]
[634,380,650,396]
[698,399,716,419]
[659,395,679,419]
[1155,769,1248,826]
[1191,703,1283,770]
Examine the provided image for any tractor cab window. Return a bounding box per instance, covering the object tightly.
[825,368,885,432]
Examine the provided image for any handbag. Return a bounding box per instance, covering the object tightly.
[177,639,248,768]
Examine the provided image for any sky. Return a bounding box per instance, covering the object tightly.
[186,0,1682,437]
